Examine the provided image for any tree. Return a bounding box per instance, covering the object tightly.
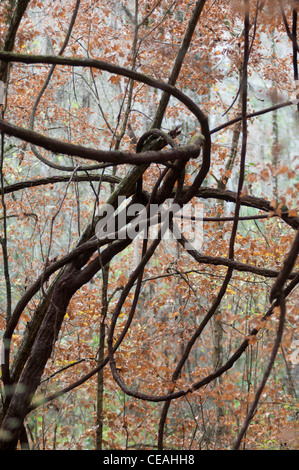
[0,0,298,450]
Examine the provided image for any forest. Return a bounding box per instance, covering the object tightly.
[0,0,298,451]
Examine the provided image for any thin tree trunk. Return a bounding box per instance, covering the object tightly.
[211,75,242,447]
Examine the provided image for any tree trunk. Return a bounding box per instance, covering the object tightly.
[95,264,109,450]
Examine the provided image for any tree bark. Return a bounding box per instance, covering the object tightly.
[0,238,130,449]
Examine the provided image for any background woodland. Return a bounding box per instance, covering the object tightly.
[0,0,298,450]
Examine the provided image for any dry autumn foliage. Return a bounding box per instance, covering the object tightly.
[0,0,298,451]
